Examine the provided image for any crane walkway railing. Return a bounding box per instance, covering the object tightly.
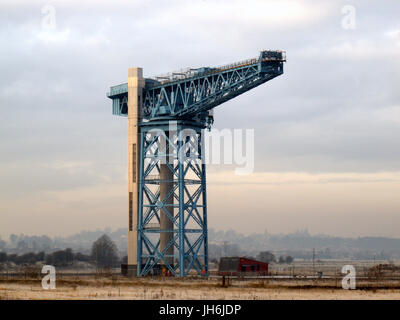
[147,50,285,87]
[107,51,286,96]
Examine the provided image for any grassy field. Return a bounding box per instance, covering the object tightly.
[1,276,400,300]
[1,260,400,300]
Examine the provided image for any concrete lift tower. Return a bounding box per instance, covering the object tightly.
[107,50,286,277]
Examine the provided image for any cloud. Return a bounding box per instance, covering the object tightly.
[208,171,400,185]
[0,0,399,236]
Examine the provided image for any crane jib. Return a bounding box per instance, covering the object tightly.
[107,50,285,125]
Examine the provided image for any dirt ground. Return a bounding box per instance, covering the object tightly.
[1,276,400,300]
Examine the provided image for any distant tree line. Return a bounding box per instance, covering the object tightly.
[256,251,293,264]
[4,228,400,261]
[0,235,120,268]
[0,251,45,265]
[208,228,400,260]
[0,249,91,266]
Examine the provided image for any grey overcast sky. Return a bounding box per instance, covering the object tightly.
[1,0,400,238]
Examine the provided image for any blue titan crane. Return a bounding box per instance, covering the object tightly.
[107,50,285,277]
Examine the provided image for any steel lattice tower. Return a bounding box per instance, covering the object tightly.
[107,50,285,276]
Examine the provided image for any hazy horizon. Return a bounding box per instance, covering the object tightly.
[3,222,400,242]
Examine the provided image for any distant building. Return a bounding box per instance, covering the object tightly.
[218,257,269,276]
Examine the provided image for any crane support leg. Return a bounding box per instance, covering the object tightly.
[137,121,209,277]
[159,132,174,268]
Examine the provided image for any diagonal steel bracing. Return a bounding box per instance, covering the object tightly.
[137,122,208,276]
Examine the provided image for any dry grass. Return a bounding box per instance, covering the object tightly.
[1,275,400,300]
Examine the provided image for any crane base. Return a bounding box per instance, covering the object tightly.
[121,264,138,277]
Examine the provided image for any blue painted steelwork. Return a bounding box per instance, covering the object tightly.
[137,121,208,276]
[107,51,285,277]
